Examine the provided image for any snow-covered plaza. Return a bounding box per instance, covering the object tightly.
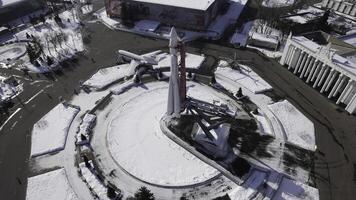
[26,28,319,199]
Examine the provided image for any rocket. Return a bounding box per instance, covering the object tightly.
[167,27,181,117]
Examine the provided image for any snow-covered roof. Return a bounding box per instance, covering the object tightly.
[291,36,356,78]
[131,0,216,10]
[0,0,25,8]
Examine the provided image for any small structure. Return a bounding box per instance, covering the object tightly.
[104,0,227,31]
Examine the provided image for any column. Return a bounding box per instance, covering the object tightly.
[298,54,308,74]
[345,4,352,15]
[286,46,296,66]
[300,56,313,78]
[294,52,308,74]
[328,74,343,98]
[327,0,334,9]
[317,66,330,88]
[337,79,352,104]
[322,0,329,7]
[333,76,347,97]
[322,70,337,93]
[311,62,323,82]
[289,49,301,70]
[280,43,291,65]
[304,57,315,78]
[333,1,340,10]
[293,51,305,73]
[287,46,296,66]
[350,6,356,16]
[343,83,356,105]
[346,93,356,114]
[314,65,327,88]
[339,2,346,13]
[307,60,319,83]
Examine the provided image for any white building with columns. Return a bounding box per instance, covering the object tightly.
[280,33,356,114]
[321,0,356,17]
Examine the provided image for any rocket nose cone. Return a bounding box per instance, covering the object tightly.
[169,27,178,46]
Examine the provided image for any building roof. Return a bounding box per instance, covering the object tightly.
[130,0,216,10]
[0,0,25,8]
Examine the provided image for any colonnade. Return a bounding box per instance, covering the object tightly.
[280,37,356,114]
[322,0,356,17]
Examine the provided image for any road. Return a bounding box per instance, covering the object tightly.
[0,3,355,200]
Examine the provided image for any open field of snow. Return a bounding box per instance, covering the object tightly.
[83,64,129,90]
[215,63,273,94]
[106,81,234,186]
[26,168,78,200]
[268,100,315,151]
[31,103,80,157]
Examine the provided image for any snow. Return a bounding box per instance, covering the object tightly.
[76,113,96,145]
[79,162,110,200]
[83,64,129,90]
[252,110,273,137]
[215,64,273,94]
[1,0,24,7]
[273,177,319,200]
[0,76,22,102]
[26,168,79,200]
[7,9,84,73]
[268,100,316,151]
[251,32,279,45]
[81,4,93,15]
[207,0,248,39]
[106,81,226,186]
[154,52,205,69]
[134,20,160,32]
[130,0,216,10]
[31,103,80,157]
[0,43,26,62]
[262,0,295,8]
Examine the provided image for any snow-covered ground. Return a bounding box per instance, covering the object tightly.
[83,64,129,90]
[31,103,80,157]
[26,168,78,200]
[262,0,295,8]
[215,61,273,94]
[268,100,316,151]
[5,9,84,73]
[105,81,232,186]
[79,162,110,200]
